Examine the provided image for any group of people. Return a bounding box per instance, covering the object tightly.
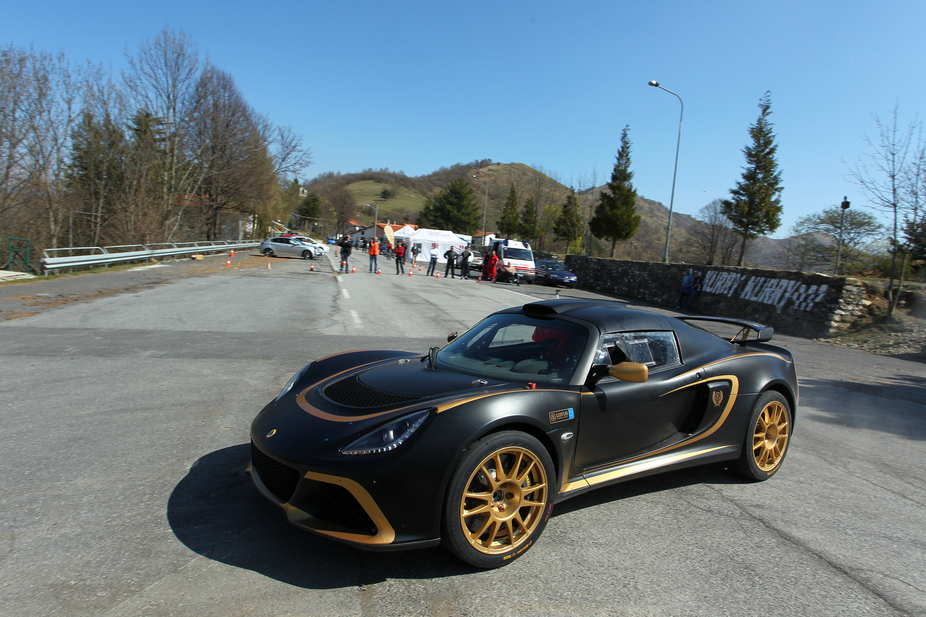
[676,268,702,311]
[433,246,473,279]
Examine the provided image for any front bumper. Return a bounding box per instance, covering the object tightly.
[248,439,443,551]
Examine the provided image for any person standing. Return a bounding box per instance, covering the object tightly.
[460,246,472,280]
[484,250,499,282]
[682,271,702,311]
[339,235,353,273]
[675,268,693,309]
[426,248,439,276]
[395,241,406,274]
[410,243,420,267]
[444,246,458,278]
[368,238,380,272]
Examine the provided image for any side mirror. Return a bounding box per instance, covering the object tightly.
[447,331,458,343]
[609,361,649,383]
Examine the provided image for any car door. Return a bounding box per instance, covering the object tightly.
[575,331,706,470]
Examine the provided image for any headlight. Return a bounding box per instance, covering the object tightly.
[340,410,431,455]
[277,363,312,401]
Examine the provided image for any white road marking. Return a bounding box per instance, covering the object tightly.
[342,289,350,299]
[350,310,361,325]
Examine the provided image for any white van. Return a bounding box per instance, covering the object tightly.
[492,239,536,283]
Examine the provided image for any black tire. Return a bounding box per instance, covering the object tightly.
[443,431,554,569]
[736,391,792,481]
[262,248,275,257]
[302,250,312,260]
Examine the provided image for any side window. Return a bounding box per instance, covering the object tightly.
[597,332,680,371]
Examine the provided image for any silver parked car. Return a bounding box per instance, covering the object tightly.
[260,237,322,259]
[291,236,329,253]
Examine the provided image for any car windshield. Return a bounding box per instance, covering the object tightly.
[502,248,532,261]
[437,314,588,384]
[545,262,565,271]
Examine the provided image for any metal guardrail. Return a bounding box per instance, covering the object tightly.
[41,240,261,274]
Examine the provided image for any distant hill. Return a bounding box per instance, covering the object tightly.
[306,162,785,267]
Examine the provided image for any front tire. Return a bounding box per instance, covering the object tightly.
[736,391,792,481]
[302,250,312,259]
[443,431,554,568]
[262,248,274,257]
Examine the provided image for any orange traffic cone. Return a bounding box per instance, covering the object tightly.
[408,269,413,277]
[267,261,272,270]
[310,263,314,271]
[377,267,381,275]
[477,276,482,282]
[226,258,231,267]
[436,271,440,279]
[230,249,234,258]
[351,265,356,274]
[418,266,422,271]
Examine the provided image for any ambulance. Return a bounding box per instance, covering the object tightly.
[491,239,536,283]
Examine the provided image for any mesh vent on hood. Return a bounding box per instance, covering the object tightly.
[323,373,423,408]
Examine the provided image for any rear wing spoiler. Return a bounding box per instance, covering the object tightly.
[679,316,774,345]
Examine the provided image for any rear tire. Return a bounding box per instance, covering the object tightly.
[442,431,554,569]
[736,391,791,481]
[263,248,274,257]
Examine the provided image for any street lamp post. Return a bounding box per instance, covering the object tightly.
[835,197,850,275]
[648,80,684,264]
[363,203,379,244]
[473,175,489,246]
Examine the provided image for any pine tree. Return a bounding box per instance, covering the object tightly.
[67,111,126,245]
[554,188,583,254]
[419,177,481,234]
[590,126,641,257]
[497,184,520,237]
[721,92,784,266]
[519,196,537,244]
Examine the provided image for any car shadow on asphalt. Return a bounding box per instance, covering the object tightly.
[167,444,746,587]
[167,443,471,588]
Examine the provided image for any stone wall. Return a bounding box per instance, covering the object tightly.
[563,256,872,338]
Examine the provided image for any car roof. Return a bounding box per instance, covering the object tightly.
[516,299,671,331]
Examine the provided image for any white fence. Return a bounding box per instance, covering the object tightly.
[42,240,260,273]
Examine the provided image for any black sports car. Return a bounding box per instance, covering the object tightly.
[248,300,797,568]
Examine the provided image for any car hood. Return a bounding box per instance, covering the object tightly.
[327,360,498,407]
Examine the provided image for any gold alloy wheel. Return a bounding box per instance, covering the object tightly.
[459,446,549,555]
[752,400,790,472]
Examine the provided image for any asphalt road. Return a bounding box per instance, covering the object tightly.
[1,252,924,616]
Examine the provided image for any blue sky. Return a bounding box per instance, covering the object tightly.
[4,1,924,238]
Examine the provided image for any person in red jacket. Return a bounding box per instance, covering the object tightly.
[394,241,406,275]
[484,250,499,281]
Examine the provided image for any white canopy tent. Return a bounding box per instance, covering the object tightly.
[395,228,469,264]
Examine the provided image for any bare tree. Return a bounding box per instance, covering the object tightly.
[122,27,204,241]
[848,105,921,315]
[0,45,37,232]
[326,185,357,237]
[186,64,276,239]
[266,122,313,179]
[0,45,81,259]
[690,199,739,265]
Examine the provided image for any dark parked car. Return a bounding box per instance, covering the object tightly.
[248,300,797,568]
[535,260,578,288]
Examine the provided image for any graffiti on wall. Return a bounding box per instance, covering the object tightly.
[701,271,828,312]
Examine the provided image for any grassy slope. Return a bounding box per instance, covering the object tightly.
[336,163,780,265]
